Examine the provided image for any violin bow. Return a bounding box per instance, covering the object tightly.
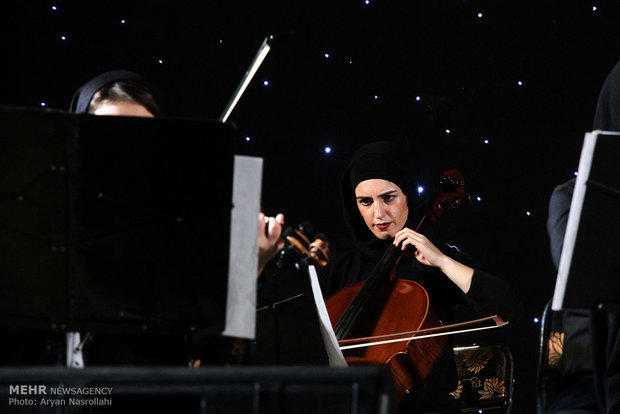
[219,35,274,123]
[338,315,508,351]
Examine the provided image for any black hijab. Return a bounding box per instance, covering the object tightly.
[548,59,620,269]
[593,59,620,131]
[339,141,417,246]
[69,69,165,115]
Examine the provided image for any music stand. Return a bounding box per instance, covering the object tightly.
[0,106,258,336]
[552,130,620,311]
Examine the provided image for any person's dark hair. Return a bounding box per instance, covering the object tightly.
[87,80,162,117]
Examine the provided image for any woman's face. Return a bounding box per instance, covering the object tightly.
[354,178,409,239]
[91,101,154,118]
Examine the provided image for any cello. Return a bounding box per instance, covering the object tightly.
[324,169,507,404]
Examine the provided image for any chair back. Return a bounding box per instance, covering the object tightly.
[450,344,514,413]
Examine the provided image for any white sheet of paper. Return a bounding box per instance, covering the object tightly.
[307,265,348,367]
[66,332,84,368]
[552,131,595,311]
[222,155,263,338]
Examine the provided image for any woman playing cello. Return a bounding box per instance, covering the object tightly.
[260,141,521,413]
[328,141,521,413]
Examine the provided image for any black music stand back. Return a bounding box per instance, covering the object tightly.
[0,106,235,335]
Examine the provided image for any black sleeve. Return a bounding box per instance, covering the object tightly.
[439,243,522,322]
[464,268,523,322]
[547,178,576,270]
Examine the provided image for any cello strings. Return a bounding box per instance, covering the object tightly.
[334,244,401,339]
[334,246,394,337]
[334,247,394,338]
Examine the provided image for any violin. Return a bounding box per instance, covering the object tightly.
[324,169,506,404]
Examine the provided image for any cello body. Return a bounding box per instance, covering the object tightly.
[325,278,446,403]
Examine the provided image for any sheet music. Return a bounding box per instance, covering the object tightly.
[66,332,84,368]
[307,265,347,367]
[223,155,263,338]
[552,131,596,311]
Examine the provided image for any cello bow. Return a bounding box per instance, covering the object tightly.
[338,315,508,351]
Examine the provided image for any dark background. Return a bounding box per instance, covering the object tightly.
[3,1,620,412]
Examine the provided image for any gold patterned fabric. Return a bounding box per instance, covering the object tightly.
[450,345,511,412]
[547,331,564,370]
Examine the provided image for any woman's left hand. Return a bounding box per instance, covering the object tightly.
[393,227,447,268]
[258,212,285,276]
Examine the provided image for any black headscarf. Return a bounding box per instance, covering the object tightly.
[69,69,165,115]
[548,59,620,269]
[593,59,620,131]
[339,141,416,245]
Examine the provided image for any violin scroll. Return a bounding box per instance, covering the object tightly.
[279,222,331,267]
[308,237,330,266]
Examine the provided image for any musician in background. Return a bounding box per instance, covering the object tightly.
[70,69,164,117]
[545,59,620,414]
[0,70,170,368]
[65,69,190,367]
[69,70,287,366]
